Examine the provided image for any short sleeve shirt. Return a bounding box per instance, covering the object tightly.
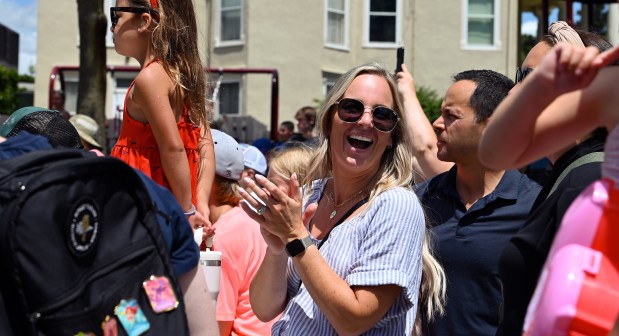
[272,181,426,335]
[415,168,541,336]
[213,206,275,335]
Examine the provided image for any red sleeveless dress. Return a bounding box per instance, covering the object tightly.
[111,61,200,204]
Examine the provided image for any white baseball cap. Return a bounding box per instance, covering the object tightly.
[212,130,244,181]
[240,143,267,175]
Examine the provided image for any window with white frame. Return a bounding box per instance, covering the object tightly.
[218,0,243,44]
[463,0,500,48]
[217,81,241,115]
[322,72,341,96]
[365,0,401,46]
[325,0,348,48]
[64,79,79,114]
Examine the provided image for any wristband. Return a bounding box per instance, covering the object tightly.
[184,204,196,216]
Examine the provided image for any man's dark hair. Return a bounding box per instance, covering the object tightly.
[281,121,294,131]
[453,70,514,123]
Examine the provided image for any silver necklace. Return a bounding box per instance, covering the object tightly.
[324,187,367,219]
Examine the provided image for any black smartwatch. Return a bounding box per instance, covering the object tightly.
[285,235,314,258]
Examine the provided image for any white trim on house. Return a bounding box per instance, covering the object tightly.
[215,0,245,48]
[363,0,402,48]
[213,74,243,117]
[324,0,350,50]
[461,0,501,50]
[322,71,341,96]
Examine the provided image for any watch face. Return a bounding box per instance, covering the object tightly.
[286,239,306,257]
[286,236,313,257]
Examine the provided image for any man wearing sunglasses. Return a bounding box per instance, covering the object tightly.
[413,70,541,336]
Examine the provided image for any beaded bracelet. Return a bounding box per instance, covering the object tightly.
[184,204,196,216]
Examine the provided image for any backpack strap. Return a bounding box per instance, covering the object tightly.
[547,152,605,199]
[0,148,89,173]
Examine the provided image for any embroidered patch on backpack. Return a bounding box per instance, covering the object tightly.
[68,197,100,256]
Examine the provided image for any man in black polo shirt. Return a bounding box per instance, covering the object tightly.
[415,70,541,336]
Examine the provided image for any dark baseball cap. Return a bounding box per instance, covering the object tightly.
[0,107,83,149]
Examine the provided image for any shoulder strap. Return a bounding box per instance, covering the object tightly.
[547,151,605,198]
[0,148,89,179]
[144,58,161,68]
[317,197,368,249]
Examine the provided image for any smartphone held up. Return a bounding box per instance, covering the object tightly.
[395,47,404,74]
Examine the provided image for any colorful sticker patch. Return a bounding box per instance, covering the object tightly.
[114,299,150,336]
[74,332,95,336]
[102,315,118,336]
[143,275,179,313]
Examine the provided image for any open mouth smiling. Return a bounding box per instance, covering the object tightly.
[348,135,373,149]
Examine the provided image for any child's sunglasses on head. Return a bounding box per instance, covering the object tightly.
[110,7,160,27]
[334,98,399,133]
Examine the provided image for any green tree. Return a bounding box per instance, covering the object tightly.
[519,34,538,65]
[416,86,442,123]
[18,73,34,83]
[0,65,20,115]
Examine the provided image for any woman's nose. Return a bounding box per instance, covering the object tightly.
[357,109,374,128]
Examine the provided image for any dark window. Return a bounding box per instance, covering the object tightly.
[219,82,240,115]
[370,0,396,12]
[368,0,397,43]
[369,16,396,42]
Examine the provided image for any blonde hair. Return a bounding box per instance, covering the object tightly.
[130,0,210,127]
[416,233,446,332]
[269,144,315,184]
[546,21,585,48]
[304,62,411,193]
[305,62,446,325]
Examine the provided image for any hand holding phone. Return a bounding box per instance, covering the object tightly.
[395,47,405,73]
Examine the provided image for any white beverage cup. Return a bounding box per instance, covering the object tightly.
[199,250,222,304]
[194,227,203,246]
[194,227,215,249]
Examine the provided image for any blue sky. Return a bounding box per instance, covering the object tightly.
[0,0,38,74]
[0,0,582,75]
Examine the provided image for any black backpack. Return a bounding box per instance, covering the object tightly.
[0,149,189,335]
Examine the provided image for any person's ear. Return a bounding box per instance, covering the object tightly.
[138,13,151,32]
